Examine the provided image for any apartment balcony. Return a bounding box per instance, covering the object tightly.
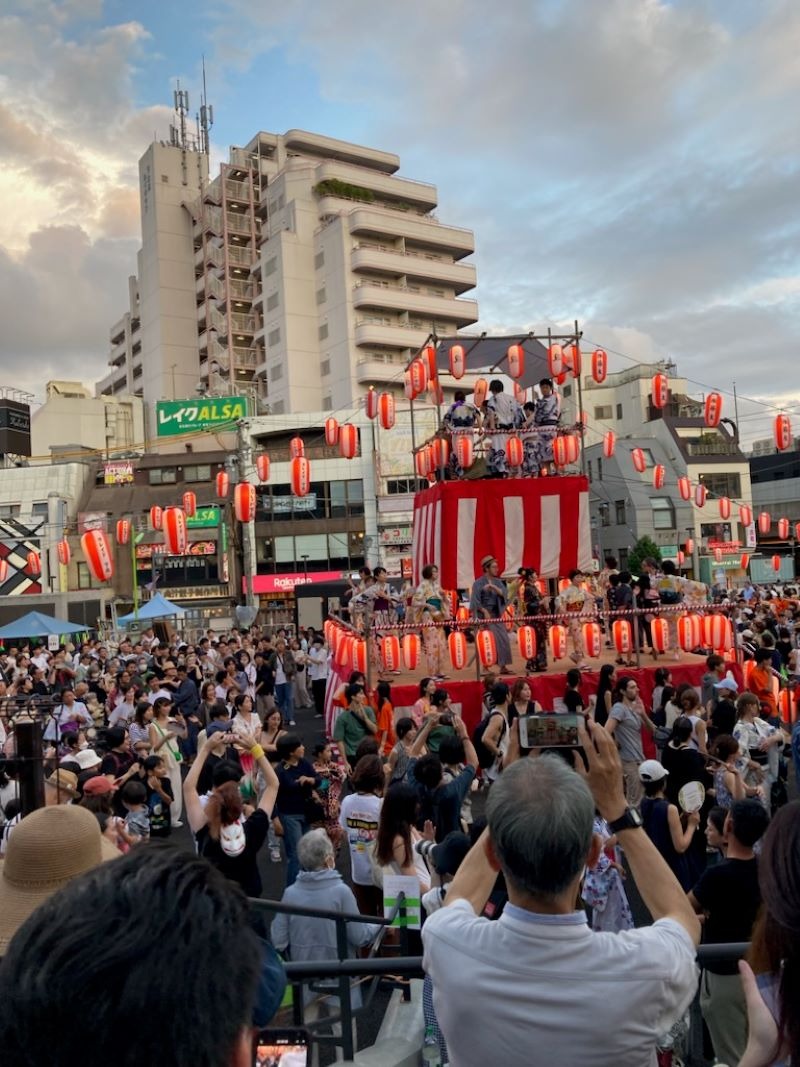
[203,207,223,235]
[109,338,128,367]
[96,365,126,396]
[226,210,254,236]
[345,205,474,260]
[354,320,428,350]
[353,282,478,329]
[206,340,258,371]
[224,178,251,203]
[314,160,437,211]
[355,356,408,385]
[203,179,221,205]
[225,244,256,268]
[351,244,477,294]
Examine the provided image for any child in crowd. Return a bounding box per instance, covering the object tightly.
[121,780,150,842]
[142,755,174,838]
[582,814,634,932]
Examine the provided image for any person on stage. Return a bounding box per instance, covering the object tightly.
[532,378,561,475]
[350,567,400,678]
[442,390,482,479]
[469,556,513,672]
[558,569,590,668]
[412,565,451,678]
[517,568,548,672]
[484,380,523,478]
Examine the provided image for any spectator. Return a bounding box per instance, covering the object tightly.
[422,720,700,1067]
[689,799,770,1066]
[386,717,417,784]
[370,680,396,758]
[660,716,707,807]
[338,754,385,915]
[332,684,377,774]
[120,779,150,841]
[0,843,286,1065]
[606,675,655,807]
[142,754,173,838]
[701,654,727,709]
[43,769,80,806]
[409,714,478,841]
[274,734,321,888]
[640,759,700,891]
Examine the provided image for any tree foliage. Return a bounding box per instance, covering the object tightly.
[627,536,662,576]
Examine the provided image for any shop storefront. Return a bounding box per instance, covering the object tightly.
[248,571,352,633]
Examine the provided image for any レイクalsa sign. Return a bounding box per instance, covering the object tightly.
[155,397,247,437]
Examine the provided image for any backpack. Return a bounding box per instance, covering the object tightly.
[472,712,504,770]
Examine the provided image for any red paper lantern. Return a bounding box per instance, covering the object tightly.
[778,517,790,540]
[216,471,230,498]
[758,511,771,535]
[569,344,582,379]
[352,639,368,675]
[26,551,41,576]
[233,483,256,523]
[517,626,537,662]
[778,689,796,724]
[149,505,163,531]
[81,529,114,582]
[582,622,602,658]
[612,620,633,656]
[740,553,750,570]
[380,635,401,672]
[506,435,524,468]
[513,382,527,404]
[714,547,723,562]
[774,414,793,451]
[554,371,568,387]
[704,392,723,427]
[379,392,395,430]
[339,424,358,459]
[603,430,616,458]
[507,344,525,379]
[631,448,647,473]
[772,554,781,572]
[685,537,694,555]
[448,631,468,671]
[256,454,271,482]
[448,344,466,379]
[651,618,670,654]
[116,519,130,546]
[476,629,498,668]
[422,345,437,381]
[591,348,607,384]
[291,457,311,496]
[796,523,800,540]
[289,436,305,459]
[415,447,431,478]
[718,497,731,520]
[553,434,580,468]
[56,540,70,566]
[402,633,421,671]
[678,476,691,501]
[652,464,665,489]
[473,378,488,408]
[324,418,339,446]
[548,344,564,377]
[182,491,197,518]
[739,505,752,528]
[163,507,188,555]
[425,439,445,471]
[365,388,379,420]
[454,434,474,470]
[0,559,7,583]
[694,484,707,508]
[703,615,733,651]
[549,624,568,661]
[408,358,427,398]
[428,377,444,405]
[651,373,669,409]
[677,550,685,566]
[678,614,701,652]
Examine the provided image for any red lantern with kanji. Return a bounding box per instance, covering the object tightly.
[149,505,163,531]
[428,377,444,406]
[445,631,466,671]
[517,626,537,662]
[548,344,564,377]
[758,511,771,535]
[591,348,607,384]
[714,547,723,562]
[415,447,431,478]
[289,437,305,459]
[455,434,474,469]
[739,505,752,528]
[554,370,567,386]
[677,550,685,566]
[569,344,582,378]
[718,497,731,520]
[380,635,401,672]
[775,414,792,451]
[352,639,368,675]
[475,629,496,668]
[182,491,197,518]
[402,633,421,671]
[234,483,256,523]
[379,392,395,430]
[507,344,524,379]
[163,507,188,555]
[324,418,339,446]
[678,476,691,500]
[56,540,70,567]
[553,434,580,468]
[448,344,465,379]
[513,382,526,404]
[582,622,602,658]
[291,457,311,496]
[740,553,750,570]
[651,373,669,409]
[455,605,470,625]
[704,392,723,427]
[473,378,488,408]
[603,430,616,458]
[365,388,379,420]
[694,484,707,508]
[651,618,670,654]
[685,537,695,555]
[778,517,790,540]
[116,519,130,546]
[612,620,633,656]
[409,358,427,398]
[772,555,781,572]
[652,464,665,489]
[339,425,358,459]
[26,551,41,576]
[678,614,701,652]
[0,559,7,583]
[430,438,449,470]
[631,448,646,473]
[422,345,437,381]
[81,529,114,582]
[703,615,733,651]
[506,436,524,468]
[549,624,568,661]
[256,454,270,482]
[216,471,230,498]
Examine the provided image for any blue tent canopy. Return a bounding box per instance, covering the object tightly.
[0,611,90,640]
[117,592,186,625]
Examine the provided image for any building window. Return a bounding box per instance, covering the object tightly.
[30,502,49,517]
[615,403,623,420]
[76,562,100,590]
[184,464,212,482]
[387,478,428,494]
[697,472,742,499]
[615,500,627,525]
[599,503,610,527]
[594,405,613,420]
[267,328,281,347]
[270,364,283,381]
[318,323,329,340]
[320,359,330,377]
[618,548,628,568]
[264,257,277,276]
[148,468,177,485]
[315,287,327,305]
[0,504,20,518]
[651,496,675,530]
[314,250,325,269]
[563,384,572,398]
[322,394,333,410]
[266,292,279,311]
[597,458,603,482]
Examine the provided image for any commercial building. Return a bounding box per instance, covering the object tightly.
[30,382,144,461]
[749,448,800,583]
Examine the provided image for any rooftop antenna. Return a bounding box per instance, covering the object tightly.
[199,56,214,157]
[173,81,190,149]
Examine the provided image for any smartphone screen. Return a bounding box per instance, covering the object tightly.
[254,1028,309,1067]
[519,712,582,748]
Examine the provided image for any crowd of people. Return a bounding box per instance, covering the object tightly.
[0,574,798,1065]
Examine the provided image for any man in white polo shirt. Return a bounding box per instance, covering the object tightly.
[422,721,700,1067]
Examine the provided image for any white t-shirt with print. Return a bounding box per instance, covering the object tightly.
[338,792,382,886]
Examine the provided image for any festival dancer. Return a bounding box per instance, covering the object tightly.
[442,390,482,479]
[412,564,451,678]
[559,569,590,668]
[484,379,523,477]
[350,566,400,677]
[532,378,561,475]
[470,556,513,672]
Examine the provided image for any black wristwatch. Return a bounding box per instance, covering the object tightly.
[607,808,644,833]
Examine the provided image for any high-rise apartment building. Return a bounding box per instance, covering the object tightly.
[99,127,478,433]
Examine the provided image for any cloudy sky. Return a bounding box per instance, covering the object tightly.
[1,0,798,445]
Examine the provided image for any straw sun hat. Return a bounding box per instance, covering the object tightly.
[0,805,118,955]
